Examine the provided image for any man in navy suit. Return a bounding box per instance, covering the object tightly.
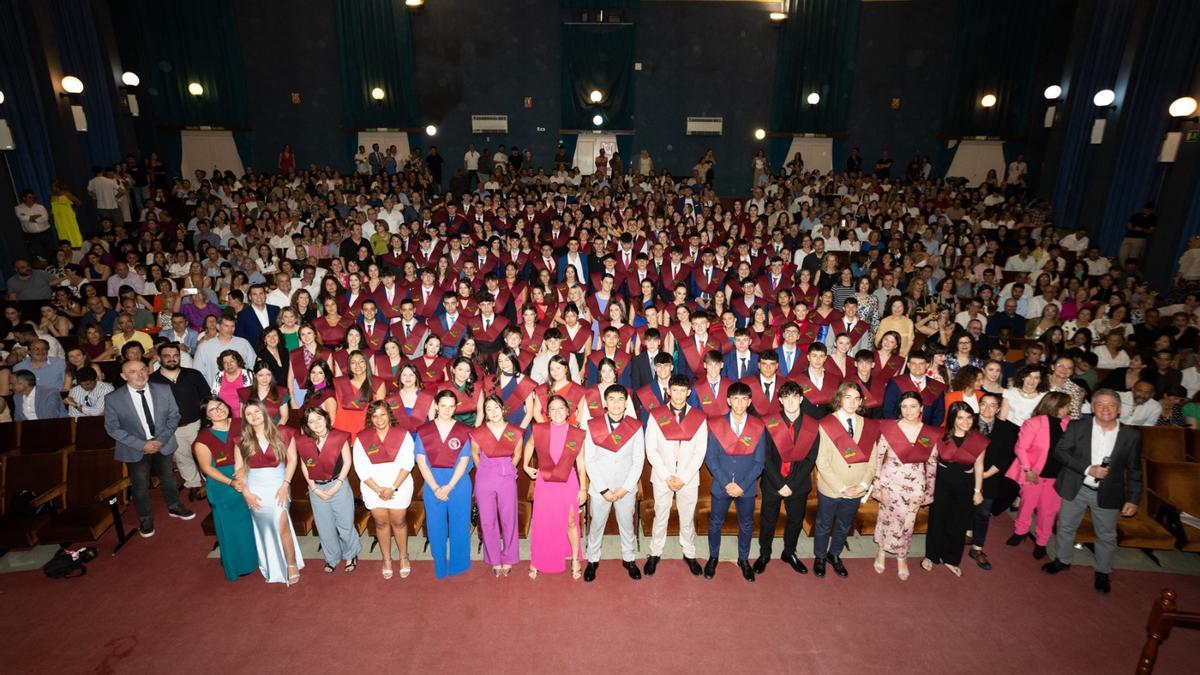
[882,350,946,425]
[703,382,766,582]
[629,328,664,392]
[722,329,759,381]
[775,322,804,377]
[11,369,67,420]
[234,284,279,345]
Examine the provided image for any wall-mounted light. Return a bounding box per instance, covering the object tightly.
[589,89,603,104]
[1043,84,1062,100]
[1092,89,1115,107]
[121,72,140,87]
[769,12,787,23]
[0,89,5,105]
[60,76,84,96]
[807,92,820,105]
[405,0,424,6]
[980,94,997,108]
[754,128,766,140]
[371,87,385,101]
[1169,96,1198,119]
[188,82,204,97]
[592,114,604,127]
[425,124,438,136]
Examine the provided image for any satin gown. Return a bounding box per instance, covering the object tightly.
[529,423,582,574]
[202,429,258,581]
[245,438,305,585]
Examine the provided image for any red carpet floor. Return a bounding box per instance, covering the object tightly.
[2,496,1199,675]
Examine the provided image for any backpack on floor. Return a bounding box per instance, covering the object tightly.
[42,546,97,579]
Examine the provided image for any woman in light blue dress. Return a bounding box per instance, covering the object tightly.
[235,400,304,586]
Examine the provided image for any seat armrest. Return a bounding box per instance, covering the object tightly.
[31,482,68,506]
[96,476,132,501]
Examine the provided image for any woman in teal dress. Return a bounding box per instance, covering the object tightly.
[192,398,258,580]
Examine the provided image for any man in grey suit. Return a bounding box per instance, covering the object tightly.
[582,385,646,582]
[104,359,195,537]
[11,370,67,420]
[1042,388,1142,594]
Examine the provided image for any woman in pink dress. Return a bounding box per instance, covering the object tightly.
[871,392,938,580]
[523,395,587,579]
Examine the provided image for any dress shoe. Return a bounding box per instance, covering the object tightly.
[813,558,826,577]
[753,556,769,574]
[622,560,642,580]
[644,555,660,576]
[1033,545,1047,560]
[1094,572,1111,594]
[968,549,993,571]
[782,553,808,575]
[1042,560,1071,575]
[583,561,599,582]
[737,559,756,582]
[684,557,703,576]
[703,557,718,579]
[1006,533,1027,547]
[826,554,848,578]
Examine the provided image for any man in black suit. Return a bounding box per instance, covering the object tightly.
[629,328,664,392]
[967,392,1019,571]
[754,381,819,576]
[1042,388,1143,594]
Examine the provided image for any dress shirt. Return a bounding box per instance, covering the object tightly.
[1085,423,1120,488]
[128,385,156,438]
[1117,391,1162,427]
[68,381,113,417]
[22,393,38,420]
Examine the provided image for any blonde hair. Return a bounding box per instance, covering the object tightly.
[238,401,288,465]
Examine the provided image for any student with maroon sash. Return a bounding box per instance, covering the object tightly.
[586,326,633,387]
[471,396,524,576]
[678,311,723,379]
[702,382,766,582]
[354,401,416,579]
[524,395,588,579]
[581,385,645,582]
[634,352,675,421]
[484,348,536,428]
[235,401,303,586]
[873,330,905,378]
[386,364,435,436]
[390,299,430,359]
[414,391,475,579]
[332,351,386,441]
[849,350,887,417]
[871,392,938,580]
[825,333,855,380]
[583,358,637,422]
[533,355,588,427]
[754,381,820,576]
[558,302,593,372]
[922,401,991,577]
[469,294,510,356]
[813,382,881,578]
[442,357,482,426]
[689,349,730,417]
[373,337,407,388]
[192,398,256,581]
[331,325,370,377]
[741,349,783,417]
[830,297,871,354]
[882,350,947,425]
[644,375,708,576]
[357,299,390,352]
[414,334,451,386]
[429,294,469,357]
[788,342,841,418]
[288,324,328,408]
[238,362,290,425]
[296,406,359,574]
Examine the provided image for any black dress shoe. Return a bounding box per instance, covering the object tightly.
[703,557,718,579]
[583,561,598,582]
[1006,533,1027,547]
[826,554,848,578]
[813,558,826,577]
[684,557,703,576]
[737,559,756,582]
[1094,572,1111,594]
[644,555,660,576]
[753,556,769,574]
[1033,545,1047,560]
[782,553,809,575]
[1042,560,1071,575]
[623,560,642,580]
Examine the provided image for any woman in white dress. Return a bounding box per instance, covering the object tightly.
[999,364,1047,427]
[235,401,303,586]
[353,400,416,580]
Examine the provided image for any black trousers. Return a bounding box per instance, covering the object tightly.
[971,497,995,548]
[924,464,974,566]
[757,486,808,559]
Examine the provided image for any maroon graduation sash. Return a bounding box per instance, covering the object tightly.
[195,420,241,468]
[587,415,642,452]
[649,405,706,442]
[469,314,510,343]
[296,429,350,479]
[437,382,477,413]
[333,376,371,412]
[416,356,448,385]
[707,415,764,456]
[879,420,938,464]
[432,314,471,345]
[536,382,584,421]
[635,383,668,413]
[390,324,427,357]
[693,378,731,417]
[386,390,434,433]
[561,324,592,353]
[891,375,947,408]
[289,346,329,383]
[874,352,904,377]
[587,348,629,374]
[763,413,819,476]
[361,321,389,351]
[417,421,471,468]
[519,324,546,358]
[839,319,869,347]
[373,353,404,385]
[819,416,879,465]
[679,334,722,374]
[496,375,536,416]
[471,423,522,459]
[358,427,407,465]
[850,374,886,410]
[789,368,842,405]
[938,431,990,465]
[531,423,585,482]
[583,388,604,417]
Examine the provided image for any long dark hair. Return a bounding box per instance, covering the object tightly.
[450,356,476,395]
[942,401,977,442]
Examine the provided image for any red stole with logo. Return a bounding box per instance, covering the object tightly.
[417,420,471,468]
[789,368,842,405]
[679,334,722,375]
[560,323,592,353]
[469,313,510,343]
[493,375,536,417]
[819,415,880,465]
[874,352,905,378]
[708,415,765,456]
[849,373,887,410]
[296,429,350,479]
[333,376,370,411]
[416,355,448,385]
[582,388,605,417]
[892,375,947,408]
[531,423,586,482]
[840,319,869,347]
[648,405,706,441]
[762,413,819,476]
[879,420,938,463]
[587,348,629,375]
[358,427,408,465]
[471,423,522,459]
[938,431,990,465]
[386,390,434,433]
[196,419,241,468]
[587,415,642,452]
[693,378,731,417]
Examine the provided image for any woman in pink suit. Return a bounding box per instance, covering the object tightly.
[523,395,588,579]
[470,395,524,577]
[1004,392,1072,559]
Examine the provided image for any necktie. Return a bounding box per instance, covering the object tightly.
[764,381,772,400]
[405,323,411,338]
[483,318,491,332]
[675,406,685,423]
[786,350,794,370]
[740,358,747,379]
[845,417,854,436]
[137,389,156,436]
[980,420,992,435]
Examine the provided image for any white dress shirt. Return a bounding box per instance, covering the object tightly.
[1085,423,1120,488]
[127,385,156,438]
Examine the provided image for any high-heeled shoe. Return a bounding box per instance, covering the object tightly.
[897,558,909,581]
[873,556,885,574]
[500,565,511,577]
[492,566,502,577]
[528,567,539,580]
[920,558,934,572]
[399,558,411,579]
[382,561,393,580]
[571,560,582,581]
[946,564,962,577]
[287,565,301,585]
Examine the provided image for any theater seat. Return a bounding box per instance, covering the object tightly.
[1138,426,1187,463]
[0,450,68,549]
[15,419,75,454]
[0,422,18,455]
[345,465,371,536]
[289,471,314,535]
[74,416,115,451]
[38,449,132,545]
[638,463,684,538]
[1146,460,1200,552]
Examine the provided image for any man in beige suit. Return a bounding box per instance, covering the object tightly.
[644,375,709,576]
[813,381,881,578]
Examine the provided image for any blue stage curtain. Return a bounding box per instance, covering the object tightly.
[559,134,579,168]
[137,0,252,177]
[49,0,121,172]
[0,0,57,206]
[561,23,636,130]
[1051,0,1135,232]
[1096,0,1200,257]
[770,0,859,170]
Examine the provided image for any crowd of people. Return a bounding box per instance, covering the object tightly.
[0,140,1174,594]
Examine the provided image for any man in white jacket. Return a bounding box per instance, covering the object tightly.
[643,375,708,577]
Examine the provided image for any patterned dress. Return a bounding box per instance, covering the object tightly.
[872,433,937,556]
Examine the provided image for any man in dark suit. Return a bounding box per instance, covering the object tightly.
[754,381,819,576]
[968,392,1019,570]
[722,329,759,380]
[629,328,664,392]
[1042,388,1143,594]
[234,284,279,345]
